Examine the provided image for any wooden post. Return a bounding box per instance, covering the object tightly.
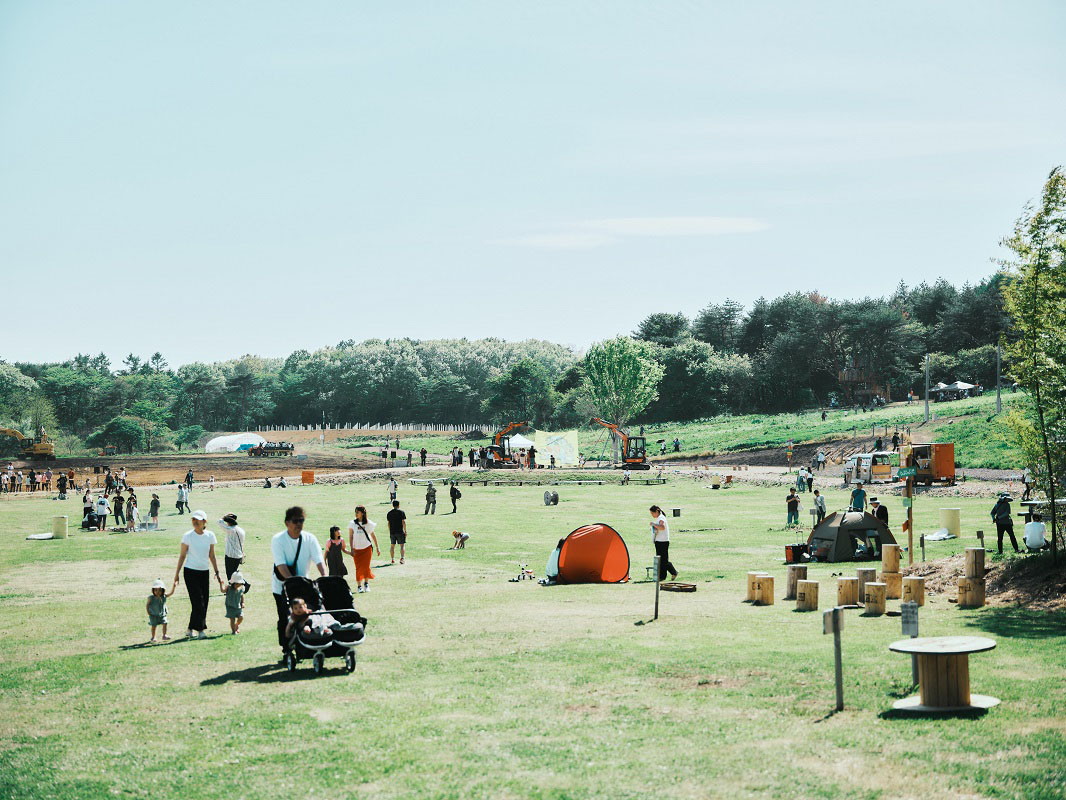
[882,544,901,574]
[824,607,844,712]
[902,576,925,606]
[785,564,807,600]
[856,568,877,603]
[754,575,775,606]
[906,475,914,566]
[977,529,985,548]
[746,571,769,602]
[958,576,986,608]
[796,580,819,611]
[881,570,903,599]
[863,582,887,615]
[964,547,985,579]
[653,555,661,620]
[920,534,925,562]
[837,576,859,606]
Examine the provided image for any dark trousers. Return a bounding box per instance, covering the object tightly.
[420,456,426,466]
[274,592,289,650]
[451,498,457,513]
[807,478,813,492]
[183,568,210,631]
[996,520,1020,553]
[654,540,677,581]
[225,556,242,579]
[114,508,125,525]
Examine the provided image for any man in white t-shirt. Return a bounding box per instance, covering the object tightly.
[650,504,678,582]
[1024,514,1049,552]
[94,495,111,531]
[271,506,325,654]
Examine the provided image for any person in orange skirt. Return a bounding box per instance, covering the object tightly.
[347,505,380,593]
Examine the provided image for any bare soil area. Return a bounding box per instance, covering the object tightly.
[903,552,1066,610]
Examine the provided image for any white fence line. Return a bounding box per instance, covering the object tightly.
[254,422,489,434]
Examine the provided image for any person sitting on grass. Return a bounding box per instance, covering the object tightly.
[277,476,287,488]
[146,578,175,642]
[449,530,470,550]
[263,477,272,488]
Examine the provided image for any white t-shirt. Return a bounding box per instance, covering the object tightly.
[221,523,246,559]
[181,529,218,571]
[349,519,377,549]
[652,513,670,542]
[1024,521,1047,549]
[95,498,110,515]
[271,530,324,595]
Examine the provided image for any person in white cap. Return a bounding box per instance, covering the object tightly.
[172,510,224,638]
[146,578,175,642]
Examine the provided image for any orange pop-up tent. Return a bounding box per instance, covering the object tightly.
[546,523,630,584]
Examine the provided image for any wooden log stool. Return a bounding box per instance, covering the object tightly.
[964,547,985,578]
[958,576,986,608]
[881,571,903,600]
[863,582,887,616]
[888,636,1000,712]
[856,568,877,604]
[837,576,859,606]
[902,576,925,606]
[746,571,770,602]
[881,544,901,574]
[785,564,807,600]
[796,580,819,611]
[754,575,775,606]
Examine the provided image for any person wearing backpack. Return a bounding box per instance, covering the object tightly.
[270,506,325,655]
[449,481,461,514]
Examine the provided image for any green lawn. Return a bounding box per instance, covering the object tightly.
[337,394,1026,469]
[1,477,1063,799]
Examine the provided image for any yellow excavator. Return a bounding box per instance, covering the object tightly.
[0,428,56,461]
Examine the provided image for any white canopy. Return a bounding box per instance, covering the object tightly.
[945,381,976,391]
[507,433,535,450]
[204,433,266,453]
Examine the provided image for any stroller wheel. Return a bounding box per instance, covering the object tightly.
[344,650,356,673]
[312,652,324,675]
[285,652,296,673]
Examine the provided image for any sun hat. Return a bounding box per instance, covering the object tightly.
[222,513,238,525]
[190,509,207,520]
[871,498,880,503]
[228,571,246,585]
[151,578,167,591]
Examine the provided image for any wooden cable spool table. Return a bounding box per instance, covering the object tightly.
[888,636,1000,712]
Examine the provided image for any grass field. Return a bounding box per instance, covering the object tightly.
[2,477,1064,799]
[336,394,1026,469]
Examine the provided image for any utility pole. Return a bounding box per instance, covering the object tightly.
[924,353,930,423]
[995,342,1002,415]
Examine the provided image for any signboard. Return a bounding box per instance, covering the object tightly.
[902,496,913,508]
[901,601,919,637]
[897,466,917,478]
[823,608,843,634]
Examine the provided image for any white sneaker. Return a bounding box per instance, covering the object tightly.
[186,629,194,638]
[198,631,207,639]
[356,586,364,593]
[363,584,369,592]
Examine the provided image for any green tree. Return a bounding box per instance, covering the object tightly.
[633,312,690,347]
[692,299,744,352]
[581,337,664,427]
[1002,167,1066,562]
[88,416,147,454]
[481,359,557,427]
[174,425,206,451]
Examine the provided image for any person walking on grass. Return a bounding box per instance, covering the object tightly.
[271,506,325,656]
[219,513,245,579]
[806,469,814,493]
[449,481,461,514]
[387,477,398,503]
[149,493,160,527]
[990,494,1020,554]
[172,510,225,639]
[813,489,827,524]
[224,572,249,634]
[349,505,380,591]
[95,494,111,531]
[424,482,436,515]
[113,489,125,527]
[786,488,800,526]
[649,505,678,582]
[325,527,349,577]
[386,500,407,564]
[146,578,175,642]
[849,481,868,513]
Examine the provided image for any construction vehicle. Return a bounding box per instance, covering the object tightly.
[842,451,899,485]
[0,428,56,461]
[591,418,649,470]
[902,442,956,486]
[484,421,528,469]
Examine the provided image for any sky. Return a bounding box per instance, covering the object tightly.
[1,1,1063,368]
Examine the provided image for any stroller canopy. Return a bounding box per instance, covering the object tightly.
[549,523,630,583]
[807,511,896,562]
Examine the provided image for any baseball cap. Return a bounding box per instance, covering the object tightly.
[190,510,207,521]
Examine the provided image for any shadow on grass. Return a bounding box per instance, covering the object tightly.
[878,707,990,721]
[119,637,209,651]
[201,662,349,685]
[963,607,1066,639]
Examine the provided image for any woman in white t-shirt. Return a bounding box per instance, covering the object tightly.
[649,505,678,582]
[172,510,225,638]
[348,505,380,594]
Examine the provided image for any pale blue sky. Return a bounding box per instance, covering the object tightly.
[2,1,1063,367]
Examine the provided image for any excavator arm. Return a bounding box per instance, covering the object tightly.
[591,417,628,452]
[0,428,27,442]
[494,421,529,448]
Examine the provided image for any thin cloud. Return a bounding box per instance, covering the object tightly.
[498,216,769,249]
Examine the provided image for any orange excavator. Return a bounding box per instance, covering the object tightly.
[485,420,528,469]
[591,418,649,470]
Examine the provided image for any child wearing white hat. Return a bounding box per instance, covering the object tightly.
[146,579,175,642]
[224,571,250,634]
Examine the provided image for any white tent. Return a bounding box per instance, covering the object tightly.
[204,433,266,453]
[507,433,535,450]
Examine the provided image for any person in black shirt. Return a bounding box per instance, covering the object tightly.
[386,501,407,563]
[449,481,461,513]
[419,448,428,467]
[871,497,888,525]
[990,494,1020,553]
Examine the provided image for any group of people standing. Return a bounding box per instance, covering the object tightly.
[1,465,56,493]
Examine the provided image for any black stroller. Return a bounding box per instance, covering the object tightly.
[282,576,368,674]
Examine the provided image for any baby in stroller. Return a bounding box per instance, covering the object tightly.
[282,576,367,674]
